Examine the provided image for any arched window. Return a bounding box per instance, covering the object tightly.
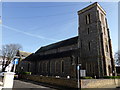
[108,65,112,76]
[38,62,40,73]
[71,55,75,65]
[106,44,109,52]
[27,63,30,72]
[39,62,42,73]
[41,62,44,72]
[46,62,49,72]
[87,28,90,34]
[81,40,82,48]
[61,61,64,73]
[101,13,104,24]
[88,42,91,51]
[103,27,106,35]
[55,61,59,73]
[86,14,91,24]
[50,62,52,73]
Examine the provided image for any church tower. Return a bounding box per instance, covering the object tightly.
[78,2,115,77]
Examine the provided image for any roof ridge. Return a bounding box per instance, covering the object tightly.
[41,36,78,48]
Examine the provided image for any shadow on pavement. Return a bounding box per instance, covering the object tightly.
[14,79,76,90]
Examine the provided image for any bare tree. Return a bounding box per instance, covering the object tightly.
[115,50,120,65]
[1,44,22,71]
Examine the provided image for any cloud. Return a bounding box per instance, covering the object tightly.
[2,0,119,2]
[2,24,58,41]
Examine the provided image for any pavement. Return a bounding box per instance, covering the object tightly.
[13,79,73,90]
[13,80,54,89]
[116,79,120,88]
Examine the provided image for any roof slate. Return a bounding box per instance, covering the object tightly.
[26,49,78,61]
[35,36,78,53]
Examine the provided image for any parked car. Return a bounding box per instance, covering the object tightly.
[14,74,19,79]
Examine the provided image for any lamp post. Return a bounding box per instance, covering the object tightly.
[77,64,81,89]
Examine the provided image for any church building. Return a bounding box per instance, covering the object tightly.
[20,2,116,78]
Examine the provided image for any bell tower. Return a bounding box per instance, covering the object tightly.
[78,2,115,77]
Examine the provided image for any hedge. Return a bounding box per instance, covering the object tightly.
[103,76,120,79]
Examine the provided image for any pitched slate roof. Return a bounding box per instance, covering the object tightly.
[16,51,32,60]
[35,36,78,53]
[24,36,79,61]
[26,49,79,61]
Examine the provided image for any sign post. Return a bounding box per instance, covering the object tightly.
[77,64,81,89]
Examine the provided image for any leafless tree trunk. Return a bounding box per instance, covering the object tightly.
[1,44,22,72]
[115,50,120,66]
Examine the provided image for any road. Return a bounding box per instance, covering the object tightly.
[13,80,56,89]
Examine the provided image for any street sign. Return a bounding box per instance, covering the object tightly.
[13,58,19,65]
[80,70,86,77]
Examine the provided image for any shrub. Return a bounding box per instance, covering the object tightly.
[81,77,93,79]
[21,72,31,75]
[103,76,120,79]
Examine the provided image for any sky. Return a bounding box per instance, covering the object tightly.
[1,2,118,54]
[118,2,120,50]
[0,2,1,49]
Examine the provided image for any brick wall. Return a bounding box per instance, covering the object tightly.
[81,79,119,88]
[21,75,119,88]
[21,75,77,88]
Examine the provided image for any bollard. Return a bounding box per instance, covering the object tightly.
[3,72,15,88]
